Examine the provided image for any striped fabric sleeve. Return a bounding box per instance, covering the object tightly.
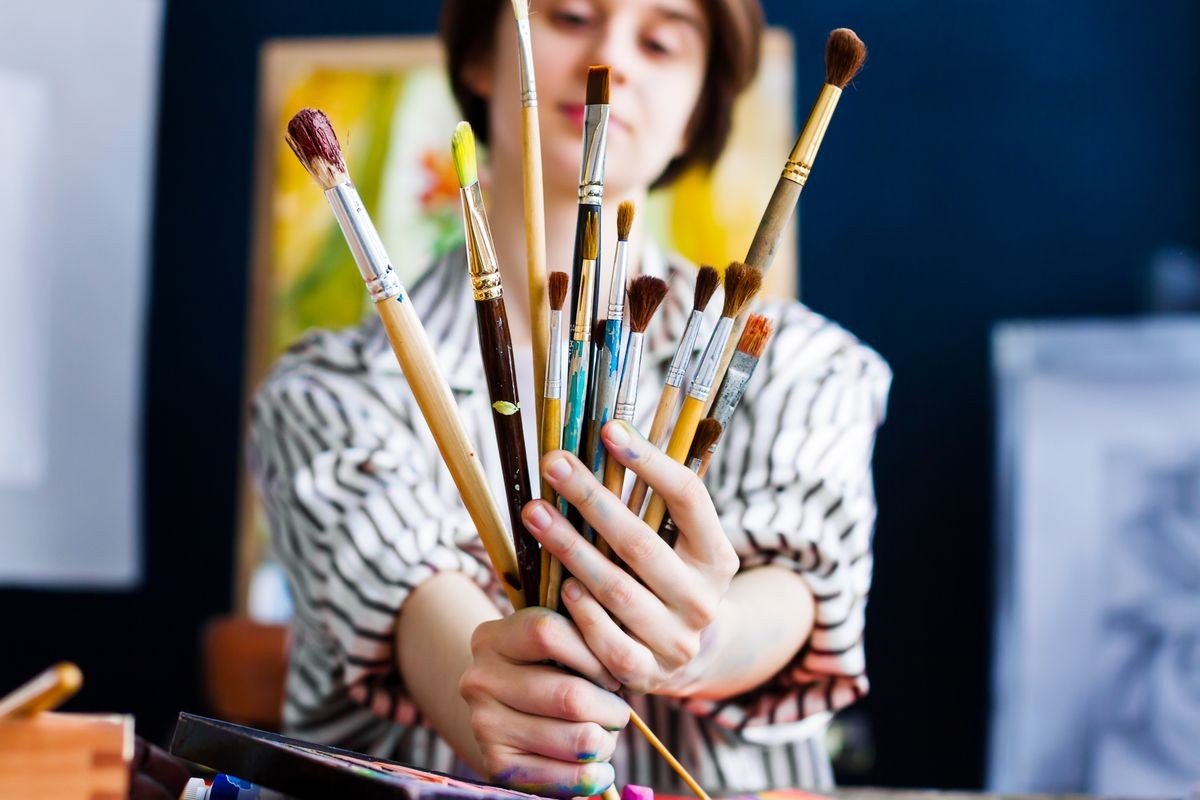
[248,359,498,725]
[685,301,892,731]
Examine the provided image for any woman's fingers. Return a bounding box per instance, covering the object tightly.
[470,700,619,764]
[481,608,619,691]
[461,660,631,731]
[533,450,695,603]
[601,421,738,575]
[522,496,679,643]
[487,752,616,798]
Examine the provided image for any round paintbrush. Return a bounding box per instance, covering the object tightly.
[598,275,669,559]
[286,109,523,609]
[625,264,720,516]
[642,263,761,533]
[452,122,540,609]
[538,271,569,607]
[706,29,866,415]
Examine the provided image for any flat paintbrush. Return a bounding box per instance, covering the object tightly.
[539,271,569,607]
[598,275,668,559]
[642,262,761,533]
[706,29,866,415]
[508,0,551,454]
[452,122,540,609]
[700,314,774,476]
[626,264,719,515]
[286,109,523,610]
[587,202,634,480]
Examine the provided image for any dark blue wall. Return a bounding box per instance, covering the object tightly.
[1,0,1196,789]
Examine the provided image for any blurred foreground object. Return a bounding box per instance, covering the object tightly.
[0,711,132,799]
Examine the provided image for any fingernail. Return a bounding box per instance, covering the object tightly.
[562,579,582,601]
[545,454,571,482]
[605,421,630,448]
[525,502,552,531]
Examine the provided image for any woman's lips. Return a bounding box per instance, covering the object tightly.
[558,103,631,135]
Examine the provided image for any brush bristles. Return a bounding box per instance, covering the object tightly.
[694,265,720,312]
[689,419,724,462]
[720,262,763,318]
[450,122,478,188]
[593,319,607,348]
[582,211,599,260]
[286,108,348,190]
[627,276,669,333]
[736,314,774,359]
[617,201,635,241]
[587,66,611,105]
[509,0,529,21]
[825,28,867,89]
[549,271,570,311]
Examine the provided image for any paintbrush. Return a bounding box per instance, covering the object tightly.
[642,262,761,533]
[452,122,540,609]
[700,314,774,476]
[659,419,724,546]
[508,0,551,457]
[559,211,600,498]
[286,109,523,610]
[572,66,611,433]
[586,201,634,480]
[539,270,569,606]
[598,275,669,559]
[706,29,866,414]
[625,264,720,515]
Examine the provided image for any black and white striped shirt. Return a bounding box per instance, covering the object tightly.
[247,246,891,792]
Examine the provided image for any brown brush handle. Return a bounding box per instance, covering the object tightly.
[374,297,524,609]
[522,105,550,458]
[642,396,703,533]
[539,394,561,606]
[626,384,682,516]
[474,295,540,609]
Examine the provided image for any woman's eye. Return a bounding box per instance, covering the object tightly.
[550,10,591,29]
[644,38,672,56]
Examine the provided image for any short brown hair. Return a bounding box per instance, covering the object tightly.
[440,0,764,189]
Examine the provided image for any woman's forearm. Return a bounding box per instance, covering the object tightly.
[396,571,502,773]
[657,565,815,700]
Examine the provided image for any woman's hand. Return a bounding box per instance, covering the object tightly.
[522,420,741,696]
[459,607,631,797]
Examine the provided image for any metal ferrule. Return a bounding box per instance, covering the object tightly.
[571,258,597,340]
[614,332,645,421]
[544,309,564,399]
[326,183,402,302]
[577,105,610,204]
[688,317,734,404]
[709,349,756,436]
[665,309,704,387]
[459,183,503,301]
[607,239,630,321]
[515,20,538,107]
[782,83,842,186]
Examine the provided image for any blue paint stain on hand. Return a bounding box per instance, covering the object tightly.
[577,751,598,762]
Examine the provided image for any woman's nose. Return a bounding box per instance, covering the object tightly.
[587,18,636,87]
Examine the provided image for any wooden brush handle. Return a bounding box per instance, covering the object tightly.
[626,384,681,515]
[522,105,550,457]
[642,396,703,533]
[474,295,539,608]
[539,395,561,607]
[374,296,524,610]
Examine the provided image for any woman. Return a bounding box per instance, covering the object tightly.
[249,0,891,795]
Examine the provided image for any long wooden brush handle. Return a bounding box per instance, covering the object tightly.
[625,383,682,515]
[628,710,711,800]
[473,295,539,608]
[374,297,524,610]
[641,395,703,533]
[523,105,550,456]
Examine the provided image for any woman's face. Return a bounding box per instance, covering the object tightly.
[474,0,711,197]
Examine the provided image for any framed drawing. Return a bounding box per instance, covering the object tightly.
[236,32,799,616]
